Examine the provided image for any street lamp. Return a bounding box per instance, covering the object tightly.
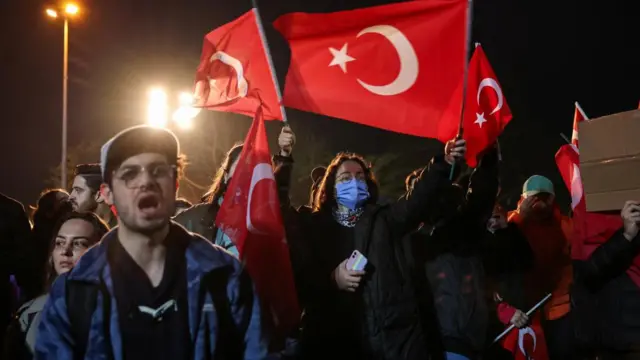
[45,2,81,188]
[147,87,169,128]
[146,88,199,130]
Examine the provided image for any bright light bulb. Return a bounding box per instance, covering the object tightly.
[46,9,58,18]
[172,107,199,130]
[147,88,168,127]
[64,3,79,15]
[178,92,193,106]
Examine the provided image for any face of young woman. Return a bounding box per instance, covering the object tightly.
[52,218,97,275]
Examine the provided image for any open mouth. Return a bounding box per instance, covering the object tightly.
[138,194,160,211]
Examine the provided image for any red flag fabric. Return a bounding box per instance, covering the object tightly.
[555,144,635,282]
[501,312,549,360]
[215,106,300,335]
[194,9,283,120]
[437,45,512,167]
[273,0,466,137]
[571,102,588,146]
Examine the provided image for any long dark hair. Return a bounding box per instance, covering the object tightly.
[45,211,109,290]
[205,142,243,204]
[313,152,379,212]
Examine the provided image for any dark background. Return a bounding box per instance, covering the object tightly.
[1,0,638,209]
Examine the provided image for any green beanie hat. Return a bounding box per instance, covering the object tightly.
[522,175,555,197]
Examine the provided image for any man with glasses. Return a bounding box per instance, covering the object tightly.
[36,126,267,359]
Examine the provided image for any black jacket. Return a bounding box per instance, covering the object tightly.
[572,229,640,354]
[285,157,452,360]
[406,150,499,359]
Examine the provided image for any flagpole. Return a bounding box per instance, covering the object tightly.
[575,101,589,121]
[492,293,552,344]
[449,0,474,180]
[251,1,289,125]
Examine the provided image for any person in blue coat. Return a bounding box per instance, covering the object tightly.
[35,125,267,360]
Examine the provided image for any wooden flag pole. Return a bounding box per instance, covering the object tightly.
[449,0,475,180]
[251,0,289,125]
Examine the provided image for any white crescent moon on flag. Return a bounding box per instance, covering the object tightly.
[477,78,504,115]
[194,51,248,105]
[518,327,537,356]
[246,163,275,235]
[355,25,419,96]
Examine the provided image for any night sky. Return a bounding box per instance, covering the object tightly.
[1,0,638,209]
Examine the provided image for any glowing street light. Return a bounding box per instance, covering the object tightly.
[46,9,58,18]
[64,3,79,15]
[171,91,200,130]
[147,88,169,128]
[45,2,82,188]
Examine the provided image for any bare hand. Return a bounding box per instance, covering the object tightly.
[333,259,365,293]
[621,200,640,241]
[510,309,529,329]
[278,126,296,156]
[518,195,537,218]
[444,139,467,165]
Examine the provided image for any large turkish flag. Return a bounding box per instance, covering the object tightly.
[273,0,466,137]
[437,45,512,167]
[215,106,300,336]
[195,9,283,120]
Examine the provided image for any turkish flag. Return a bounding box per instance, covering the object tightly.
[273,0,466,136]
[555,144,633,283]
[501,312,549,360]
[194,9,283,120]
[215,106,300,336]
[437,45,512,167]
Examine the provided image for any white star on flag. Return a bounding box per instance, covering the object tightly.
[474,112,487,128]
[328,43,356,73]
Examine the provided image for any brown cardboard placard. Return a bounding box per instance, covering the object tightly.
[579,109,640,211]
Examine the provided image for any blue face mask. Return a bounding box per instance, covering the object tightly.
[335,178,370,210]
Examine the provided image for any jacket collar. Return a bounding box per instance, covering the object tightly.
[67,221,230,284]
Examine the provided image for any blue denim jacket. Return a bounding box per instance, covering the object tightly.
[35,222,268,360]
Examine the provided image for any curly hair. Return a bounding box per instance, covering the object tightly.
[205,142,244,204]
[45,211,109,289]
[313,152,379,212]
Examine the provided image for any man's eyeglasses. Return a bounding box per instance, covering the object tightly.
[113,164,176,189]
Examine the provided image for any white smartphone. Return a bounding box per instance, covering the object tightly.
[346,250,368,271]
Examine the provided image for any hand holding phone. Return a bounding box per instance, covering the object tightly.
[333,251,367,292]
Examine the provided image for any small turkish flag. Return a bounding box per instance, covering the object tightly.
[195,9,283,120]
[438,45,512,167]
[215,106,300,337]
[273,0,466,137]
[501,312,549,360]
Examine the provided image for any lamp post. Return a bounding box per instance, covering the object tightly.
[46,3,80,188]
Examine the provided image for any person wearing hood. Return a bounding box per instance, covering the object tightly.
[508,175,573,360]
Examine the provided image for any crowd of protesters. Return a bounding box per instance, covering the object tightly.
[0,123,638,360]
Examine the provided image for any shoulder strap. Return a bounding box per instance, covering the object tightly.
[66,280,99,360]
[206,268,247,360]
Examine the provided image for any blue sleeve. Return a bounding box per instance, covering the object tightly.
[227,264,268,360]
[34,274,75,360]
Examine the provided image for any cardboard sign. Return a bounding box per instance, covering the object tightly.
[579,109,640,211]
